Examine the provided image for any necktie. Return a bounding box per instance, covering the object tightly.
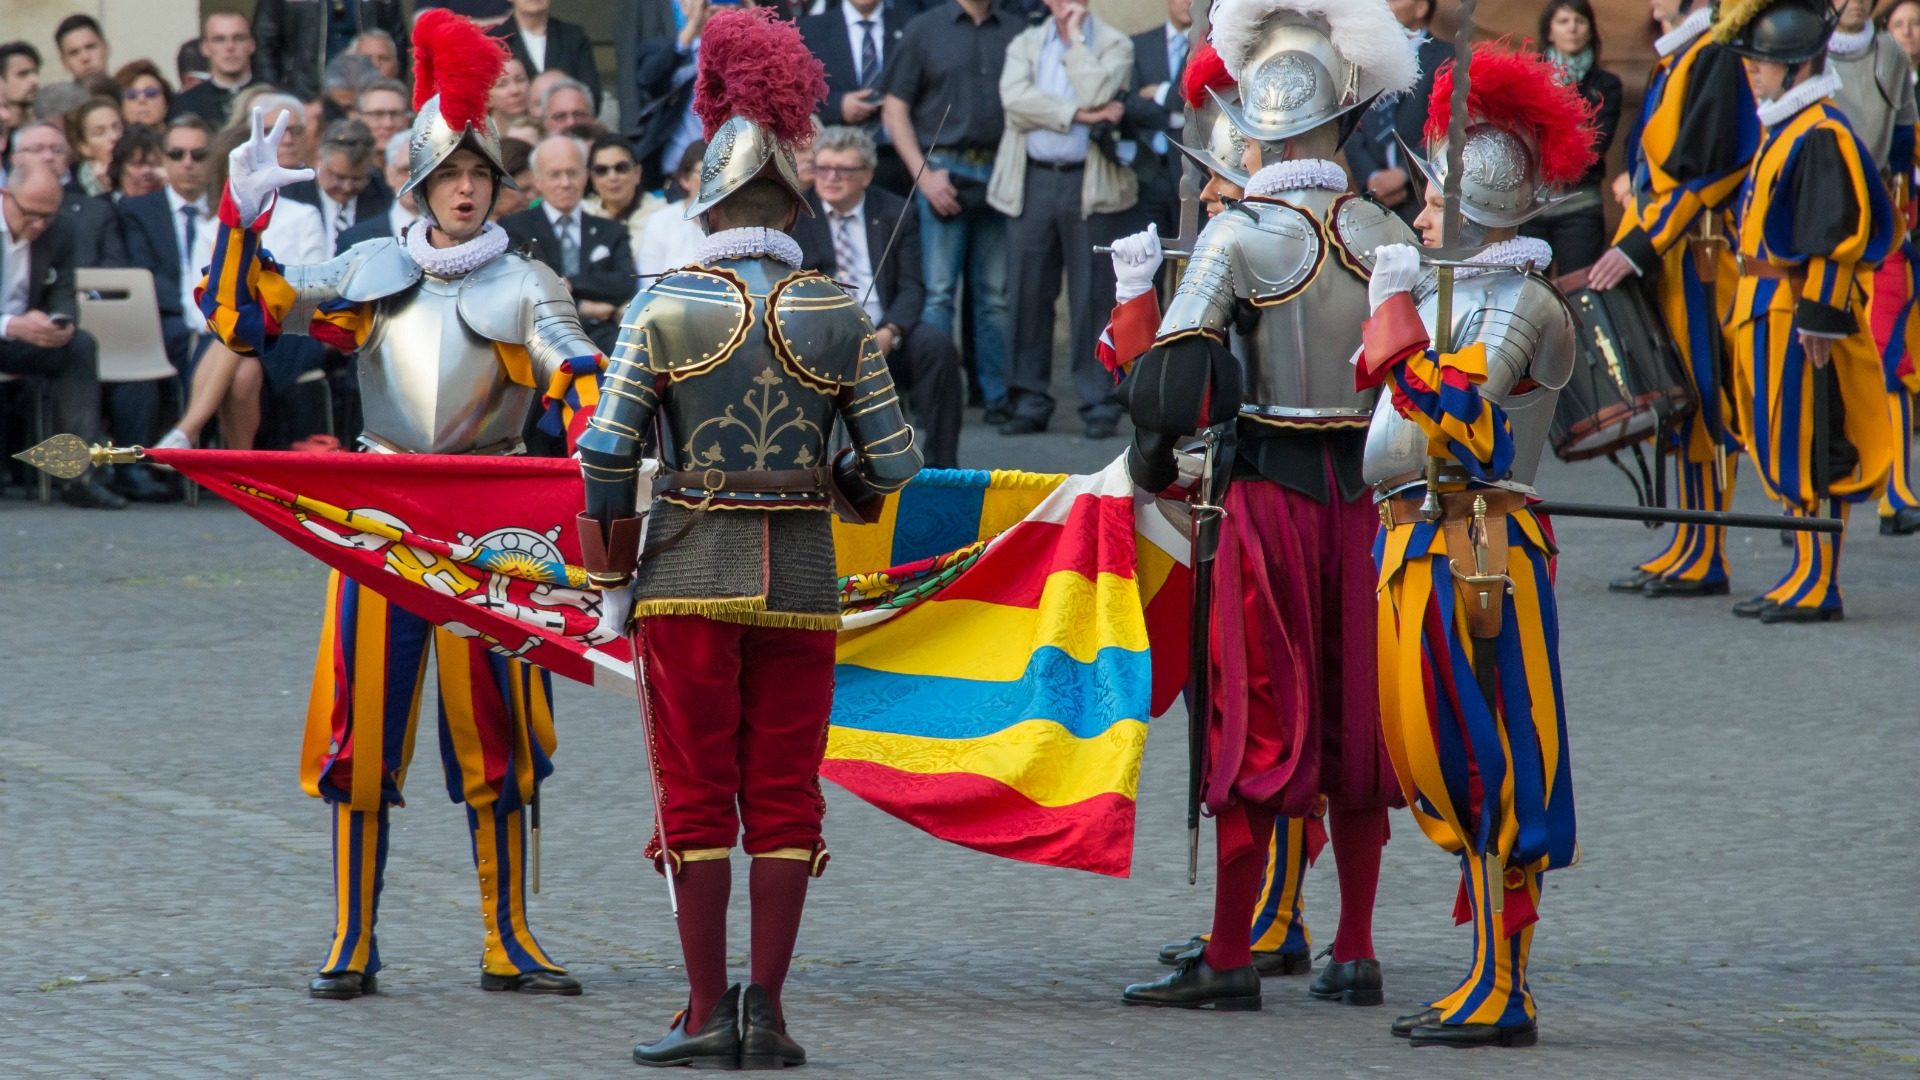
[558,215,581,277]
[858,20,880,90]
[335,199,354,242]
[180,204,198,270]
[1156,31,1190,156]
[832,213,863,292]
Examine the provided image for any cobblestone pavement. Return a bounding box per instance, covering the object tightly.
[2,420,1916,1079]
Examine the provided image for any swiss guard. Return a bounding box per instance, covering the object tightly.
[573,9,922,1070]
[1120,0,1418,1013]
[195,9,603,999]
[1718,0,1894,622]
[1358,43,1595,1047]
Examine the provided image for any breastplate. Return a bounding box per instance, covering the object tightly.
[1363,269,1573,493]
[356,276,534,454]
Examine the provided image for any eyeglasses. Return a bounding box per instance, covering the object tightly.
[123,86,165,101]
[813,165,870,179]
[166,147,210,162]
[358,109,408,121]
[592,162,634,176]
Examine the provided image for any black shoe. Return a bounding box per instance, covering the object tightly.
[1122,954,1261,1010]
[1156,935,1207,966]
[1408,1018,1539,1048]
[1643,576,1730,598]
[635,984,742,1069]
[1731,596,1776,619]
[998,415,1047,436]
[1881,508,1920,535]
[480,969,582,995]
[739,983,805,1070]
[1392,1007,1441,1038]
[1607,569,1657,593]
[1253,947,1313,977]
[1084,417,1118,440]
[1308,957,1384,1005]
[60,478,128,510]
[1758,603,1843,624]
[1779,529,1793,547]
[982,404,1012,426]
[108,464,179,503]
[309,971,377,999]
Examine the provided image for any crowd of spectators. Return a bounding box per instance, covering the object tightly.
[0,0,1631,509]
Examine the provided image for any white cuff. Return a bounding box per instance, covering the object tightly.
[1115,278,1153,304]
[1153,83,1171,108]
[0,315,11,340]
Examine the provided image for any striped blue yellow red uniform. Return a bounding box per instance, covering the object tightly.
[1731,98,1895,613]
[197,192,585,979]
[1614,25,1759,586]
[1370,341,1577,1031]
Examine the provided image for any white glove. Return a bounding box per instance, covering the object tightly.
[228,106,316,224]
[1368,243,1424,314]
[588,585,634,646]
[1111,223,1165,303]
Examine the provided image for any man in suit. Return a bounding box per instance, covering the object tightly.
[283,119,393,254]
[170,11,258,129]
[252,0,409,104]
[0,161,122,508]
[501,135,636,355]
[792,125,962,467]
[615,0,681,146]
[1121,0,1191,235]
[120,117,214,381]
[9,121,126,267]
[799,0,915,196]
[1342,0,1449,225]
[492,0,604,114]
[336,131,421,252]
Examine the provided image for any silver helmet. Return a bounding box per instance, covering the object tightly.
[1208,0,1420,146]
[398,93,517,222]
[1405,126,1571,231]
[683,115,812,221]
[1177,89,1252,188]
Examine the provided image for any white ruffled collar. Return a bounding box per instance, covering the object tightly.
[1244,158,1349,198]
[404,220,509,278]
[1757,69,1843,129]
[1654,7,1713,58]
[1450,237,1554,280]
[695,226,802,268]
[1828,26,1875,59]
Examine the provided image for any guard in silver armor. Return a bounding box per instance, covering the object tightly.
[1120,0,1418,1016]
[574,10,919,1069]
[195,10,601,1001]
[1358,42,1595,1049]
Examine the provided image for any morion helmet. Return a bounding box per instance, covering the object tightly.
[1407,44,1601,231]
[1175,39,1251,188]
[683,10,828,221]
[400,8,516,224]
[1712,0,1837,67]
[1208,0,1420,147]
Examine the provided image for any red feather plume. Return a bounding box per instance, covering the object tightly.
[410,8,508,129]
[1423,43,1598,189]
[1180,40,1235,110]
[693,9,827,146]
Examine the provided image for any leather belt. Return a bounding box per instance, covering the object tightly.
[1028,159,1084,172]
[1735,255,1807,291]
[1379,488,1530,641]
[932,146,995,167]
[659,465,831,497]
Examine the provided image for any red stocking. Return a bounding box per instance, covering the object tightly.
[674,859,732,1033]
[749,856,811,1023]
[1202,804,1275,971]
[1328,805,1387,963]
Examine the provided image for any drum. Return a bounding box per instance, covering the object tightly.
[1550,277,1695,462]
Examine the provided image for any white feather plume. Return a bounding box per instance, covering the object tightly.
[1210,0,1421,100]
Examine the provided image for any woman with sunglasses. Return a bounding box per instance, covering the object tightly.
[64,96,124,197]
[114,59,173,130]
[579,134,663,267]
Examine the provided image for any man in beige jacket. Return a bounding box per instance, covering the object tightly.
[989,0,1138,438]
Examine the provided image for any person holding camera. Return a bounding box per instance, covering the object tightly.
[989,0,1136,439]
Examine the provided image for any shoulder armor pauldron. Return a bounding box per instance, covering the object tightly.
[626,266,752,378]
[768,270,870,393]
[1328,194,1416,278]
[455,254,573,345]
[1226,198,1325,307]
[332,237,422,302]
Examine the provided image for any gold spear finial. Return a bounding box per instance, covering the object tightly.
[10,435,143,480]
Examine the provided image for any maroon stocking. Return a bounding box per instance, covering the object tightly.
[748,856,811,1023]
[1328,805,1387,963]
[674,859,732,1033]
[1202,804,1275,971]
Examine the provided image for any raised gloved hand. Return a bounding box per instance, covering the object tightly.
[1368,243,1424,314]
[587,584,635,646]
[1111,223,1165,303]
[228,106,316,225]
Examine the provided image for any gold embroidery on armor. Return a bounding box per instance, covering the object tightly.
[588,416,645,441]
[1248,197,1329,308]
[767,271,859,393]
[681,368,828,470]
[843,394,903,418]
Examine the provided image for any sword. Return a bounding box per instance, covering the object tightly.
[861,103,951,312]
[531,785,542,894]
[1185,426,1229,886]
[629,616,679,920]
